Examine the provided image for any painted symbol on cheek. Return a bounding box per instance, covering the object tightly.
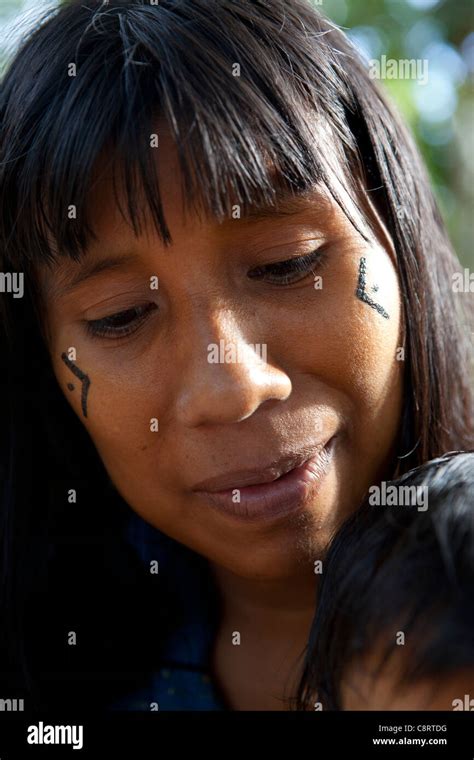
[356,257,390,319]
[61,353,91,418]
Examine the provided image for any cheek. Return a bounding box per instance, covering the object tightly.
[54,352,166,492]
[283,245,402,405]
[277,245,403,481]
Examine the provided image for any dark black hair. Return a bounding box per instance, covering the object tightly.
[0,0,472,707]
[296,451,474,710]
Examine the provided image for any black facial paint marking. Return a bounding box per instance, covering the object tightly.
[61,353,91,418]
[356,257,390,319]
[67,383,75,391]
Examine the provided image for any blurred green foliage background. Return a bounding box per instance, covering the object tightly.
[313,0,474,270]
[1,0,473,267]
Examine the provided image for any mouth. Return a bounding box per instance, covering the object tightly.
[193,437,337,525]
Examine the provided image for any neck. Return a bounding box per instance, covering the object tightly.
[210,562,317,632]
[209,563,317,710]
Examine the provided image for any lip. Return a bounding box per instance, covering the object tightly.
[192,448,325,492]
[193,438,336,524]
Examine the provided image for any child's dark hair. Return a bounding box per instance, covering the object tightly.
[296,451,474,711]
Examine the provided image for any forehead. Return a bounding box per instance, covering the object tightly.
[85,130,335,243]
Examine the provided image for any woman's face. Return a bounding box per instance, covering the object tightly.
[40,133,403,581]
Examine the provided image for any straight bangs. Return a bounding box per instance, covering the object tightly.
[0,0,368,270]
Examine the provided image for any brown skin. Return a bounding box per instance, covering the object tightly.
[342,647,474,710]
[39,131,403,709]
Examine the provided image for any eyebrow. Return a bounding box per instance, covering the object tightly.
[237,188,329,223]
[52,253,140,299]
[49,189,328,298]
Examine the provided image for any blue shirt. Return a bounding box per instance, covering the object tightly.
[111,511,227,711]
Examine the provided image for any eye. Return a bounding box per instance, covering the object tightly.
[247,247,326,285]
[85,303,157,339]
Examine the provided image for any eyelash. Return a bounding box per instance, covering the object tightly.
[247,247,325,286]
[85,303,156,339]
[85,248,326,339]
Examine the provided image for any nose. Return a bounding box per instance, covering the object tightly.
[174,306,292,427]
